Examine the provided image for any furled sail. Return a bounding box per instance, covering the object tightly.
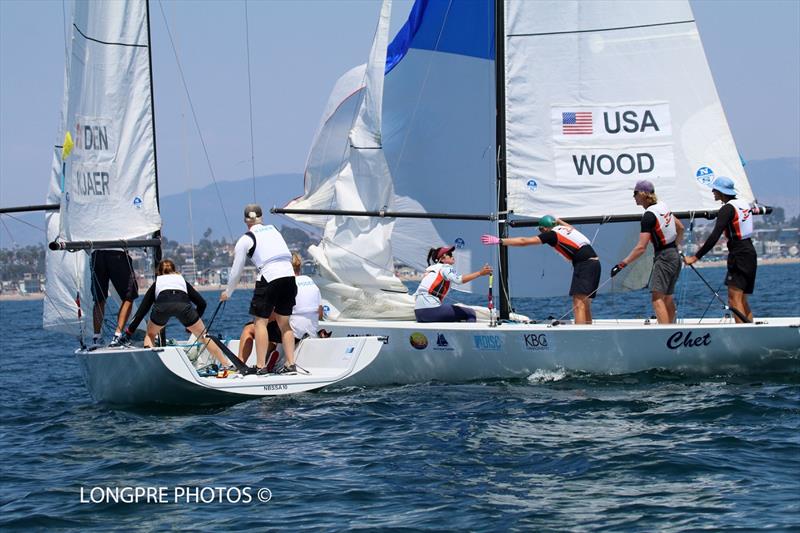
[59,0,160,242]
[503,0,755,219]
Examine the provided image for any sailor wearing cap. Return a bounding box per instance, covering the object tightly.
[413,245,492,323]
[684,176,757,323]
[481,215,600,325]
[611,180,685,324]
[221,204,299,373]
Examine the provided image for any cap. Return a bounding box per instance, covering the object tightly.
[435,246,456,260]
[711,176,737,196]
[538,214,557,228]
[634,180,655,193]
[244,203,263,221]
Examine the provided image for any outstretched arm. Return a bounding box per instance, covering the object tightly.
[460,264,493,284]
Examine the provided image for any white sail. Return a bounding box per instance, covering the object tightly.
[504,0,754,219]
[290,0,408,294]
[59,0,160,241]
[44,151,92,334]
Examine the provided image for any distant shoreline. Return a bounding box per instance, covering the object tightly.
[1,258,797,302]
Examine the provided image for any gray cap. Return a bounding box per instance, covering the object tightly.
[244,203,263,221]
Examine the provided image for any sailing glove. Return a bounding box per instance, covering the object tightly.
[610,262,627,277]
[481,234,501,246]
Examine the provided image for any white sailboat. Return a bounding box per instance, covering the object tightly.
[37,0,384,406]
[279,0,800,384]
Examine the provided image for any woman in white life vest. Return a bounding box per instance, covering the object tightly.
[120,259,229,367]
[413,246,492,323]
[684,176,758,323]
[611,180,685,324]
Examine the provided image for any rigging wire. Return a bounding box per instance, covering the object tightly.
[155,0,234,242]
[0,213,46,234]
[244,0,257,202]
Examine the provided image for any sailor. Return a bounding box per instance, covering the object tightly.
[684,176,757,323]
[221,204,299,373]
[237,253,324,373]
[116,259,229,368]
[90,248,138,347]
[413,246,492,323]
[481,215,600,324]
[611,180,685,323]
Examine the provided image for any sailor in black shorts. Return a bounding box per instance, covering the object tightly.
[119,259,229,367]
[482,215,600,324]
[221,204,299,374]
[685,176,757,323]
[91,249,138,347]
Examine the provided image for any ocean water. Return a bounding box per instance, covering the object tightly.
[1,264,798,530]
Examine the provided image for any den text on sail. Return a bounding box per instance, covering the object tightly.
[74,121,113,196]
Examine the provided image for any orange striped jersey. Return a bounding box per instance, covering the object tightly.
[414,264,464,309]
[642,202,677,251]
[539,226,596,263]
[724,198,754,240]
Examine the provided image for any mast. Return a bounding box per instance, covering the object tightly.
[145,0,162,267]
[495,0,510,320]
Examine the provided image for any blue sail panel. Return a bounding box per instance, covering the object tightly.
[386,0,495,74]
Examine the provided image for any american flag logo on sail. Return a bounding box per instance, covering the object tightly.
[562,112,593,134]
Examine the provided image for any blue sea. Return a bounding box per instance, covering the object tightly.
[1,264,798,530]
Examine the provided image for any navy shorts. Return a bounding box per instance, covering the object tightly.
[90,250,138,303]
[570,258,601,298]
[414,305,476,323]
[249,276,297,319]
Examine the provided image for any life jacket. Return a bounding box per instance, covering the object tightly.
[724,198,754,240]
[417,264,452,301]
[551,226,592,262]
[155,273,187,297]
[245,223,293,281]
[645,202,678,247]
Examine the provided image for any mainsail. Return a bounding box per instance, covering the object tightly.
[503,0,754,219]
[44,0,159,332]
[59,0,161,242]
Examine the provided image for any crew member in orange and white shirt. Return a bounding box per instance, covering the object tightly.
[611,179,685,324]
[413,246,492,323]
[684,176,757,323]
[481,215,600,324]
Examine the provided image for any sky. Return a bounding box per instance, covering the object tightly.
[0,0,798,210]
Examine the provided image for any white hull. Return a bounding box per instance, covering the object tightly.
[75,337,383,406]
[323,317,800,386]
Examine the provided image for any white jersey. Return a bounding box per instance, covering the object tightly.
[290,275,321,339]
[644,201,678,247]
[155,273,187,297]
[726,198,754,240]
[225,223,294,297]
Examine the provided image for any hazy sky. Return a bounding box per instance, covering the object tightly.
[1,0,798,209]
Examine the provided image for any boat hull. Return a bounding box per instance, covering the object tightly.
[75,337,384,406]
[322,317,800,386]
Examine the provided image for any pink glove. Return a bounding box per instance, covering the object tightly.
[481,234,501,246]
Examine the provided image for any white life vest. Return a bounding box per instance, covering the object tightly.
[290,275,321,338]
[155,273,188,297]
[550,226,591,262]
[247,224,294,281]
[645,202,678,247]
[726,198,754,240]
